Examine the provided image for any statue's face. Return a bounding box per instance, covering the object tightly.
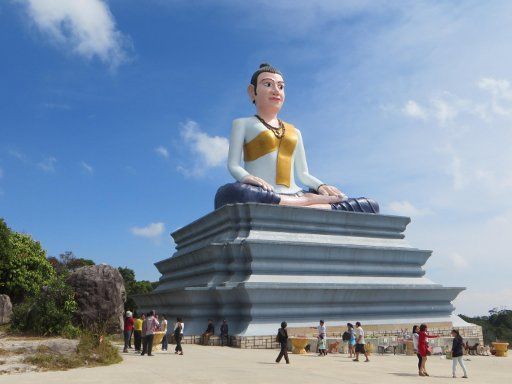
[252,72,285,110]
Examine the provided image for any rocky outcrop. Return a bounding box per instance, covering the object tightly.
[67,264,125,333]
[0,294,13,324]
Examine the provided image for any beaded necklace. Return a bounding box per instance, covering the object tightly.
[254,115,286,139]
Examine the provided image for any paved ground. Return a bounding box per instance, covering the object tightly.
[1,344,510,384]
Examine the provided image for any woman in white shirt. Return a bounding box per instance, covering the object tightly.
[412,325,422,376]
[174,317,184,355]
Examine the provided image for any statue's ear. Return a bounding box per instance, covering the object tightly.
[247,84,256,103]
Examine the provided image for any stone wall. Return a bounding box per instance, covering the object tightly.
[174,323,483,350]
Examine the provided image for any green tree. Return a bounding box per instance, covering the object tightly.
[0,218,13,291]
[460,308,512,345]
[1,232,55,303]
[118,267,156,312]
[47,251,95,276]
[11,275,78,336]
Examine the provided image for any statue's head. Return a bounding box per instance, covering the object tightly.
[248,63,285,111]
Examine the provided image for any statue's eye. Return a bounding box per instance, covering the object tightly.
[278,84,284,90]
[263,82,272,87]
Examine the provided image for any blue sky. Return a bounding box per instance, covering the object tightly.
[1,1,511,316]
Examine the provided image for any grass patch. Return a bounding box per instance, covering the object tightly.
[76,333,122,366]
[23,332,121,371]
[23,352,82,371]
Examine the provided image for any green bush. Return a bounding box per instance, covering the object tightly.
[11,276,77,336]
[0,231,55,303]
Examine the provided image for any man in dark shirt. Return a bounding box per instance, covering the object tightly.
[275,321,290,364]
[201,319,215,345]
[220,319,229,346]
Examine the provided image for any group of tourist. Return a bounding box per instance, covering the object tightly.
[276,319,469,379]
[124,312,232,355]
[123,311,184,356]
[345,322,370,362]
[412,324,468,378]
[124,312,469,378]
[275,320,370,364]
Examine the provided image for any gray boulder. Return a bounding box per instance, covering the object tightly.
[0,294,12,324]
[67,264,126,333]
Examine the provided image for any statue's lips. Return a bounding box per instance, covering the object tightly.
[269,97,282,101]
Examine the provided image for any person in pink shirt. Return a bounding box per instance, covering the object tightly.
[141,310,160,356]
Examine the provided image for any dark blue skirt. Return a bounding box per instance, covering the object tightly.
[214,182,379,214]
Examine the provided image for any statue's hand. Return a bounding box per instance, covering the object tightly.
[241,175,274,192]
[318,184,348,200]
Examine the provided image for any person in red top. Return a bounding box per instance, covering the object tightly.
[123,311,135,353]
[418,323,439,376]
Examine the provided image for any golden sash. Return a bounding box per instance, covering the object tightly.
[243,122,298,187]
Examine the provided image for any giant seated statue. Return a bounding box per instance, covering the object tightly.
[215,63,378,214]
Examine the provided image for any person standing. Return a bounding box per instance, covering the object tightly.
[144,310,159,356]
[418,323,438,376]
[174,317,184,355]
[133,314,144,352]
[123,311,134,353]
[412,325,422,376]
[451,329,468,378]
[353,321,370,362]
[220,319,229,346]
[141,312,149,355]
[160,315,168,351]
[275,321,290,364]
[347,323,356,358]
[317,320,327,356]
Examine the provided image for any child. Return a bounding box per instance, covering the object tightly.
[318,334,327,356]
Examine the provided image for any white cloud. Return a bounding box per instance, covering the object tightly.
[402,100,427,119]
[448,252,469,269]
[386,201,432,217]
[21,0,130,68]
[37,156,57,172]
[431,97,459,124]
[178,120,229,177]
[130,222,165,239]
[477,77,512,116]
[8,149,29,163]
[155,146,169,159]
[80,161,94,174]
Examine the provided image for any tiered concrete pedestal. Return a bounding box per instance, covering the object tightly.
[134,203,465,337]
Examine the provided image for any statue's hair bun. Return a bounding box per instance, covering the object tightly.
[250,63,283,93]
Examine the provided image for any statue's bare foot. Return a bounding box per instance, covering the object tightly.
[279,193,342,207]
[303,193,342,205]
